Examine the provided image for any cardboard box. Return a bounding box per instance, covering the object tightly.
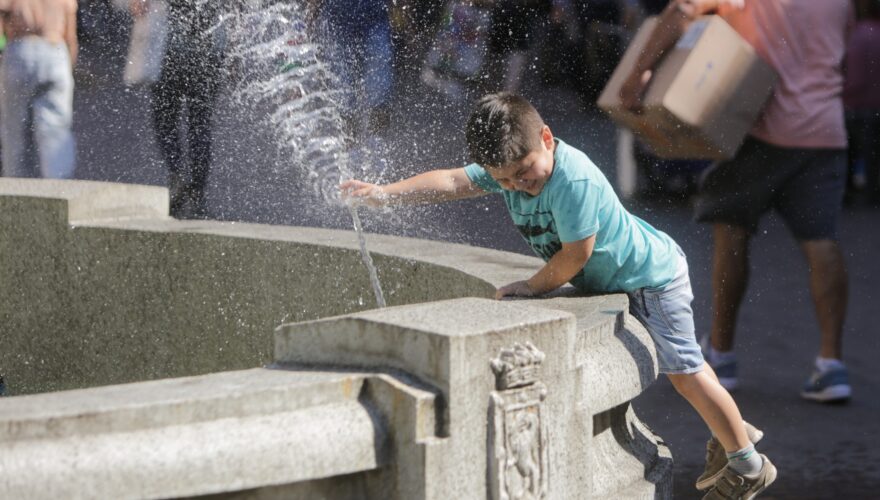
[597,16,778,160]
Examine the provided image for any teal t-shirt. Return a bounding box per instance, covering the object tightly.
[464,139,679,293]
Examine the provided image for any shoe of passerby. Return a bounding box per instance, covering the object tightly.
[696,421,765,491]
[702,455,777,500]
[801,360,852,403]
[702,337,738,390]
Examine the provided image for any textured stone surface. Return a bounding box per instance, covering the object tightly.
[0,179,524,395]
[0,368,396,498]
[0,179,671,499]
[277,297,670,499]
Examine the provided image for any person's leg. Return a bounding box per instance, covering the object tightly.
[628,253,773,494]
[501,3,542,93]
[801,239,848,360]
[152,76,184,174]
[363,18,393,143]
[845,111,866,194]
[185,63,221,219]
[629,252,749,450]
[502,50,528,93]
[774,148,851,401]
[363,20,393,113]
[695,138,798,389]
[151,61,186,214]
[186,100,212,218]
[672,369,776,499]
[32,43,76,179]
[667,369,749,452]
[480,6,515,93]
[866,110,880,199]
[318,2,361,137]
[709,223,751,353]
[0,41,38,178]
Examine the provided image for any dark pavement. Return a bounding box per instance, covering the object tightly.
[66,21,880,499]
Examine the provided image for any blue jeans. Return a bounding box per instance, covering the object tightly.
[320,0,393,112]
[0,37,76,179]
[627,249,705,375]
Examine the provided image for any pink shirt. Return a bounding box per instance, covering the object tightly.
[712,0,853,149]
[843,20,880,111]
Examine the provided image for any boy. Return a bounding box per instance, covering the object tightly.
[341,93,775,499]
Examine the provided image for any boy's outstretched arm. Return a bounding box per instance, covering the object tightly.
[341,168,486,207]
[496,235,596,299]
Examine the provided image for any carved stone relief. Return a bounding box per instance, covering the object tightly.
[488,342,549,500]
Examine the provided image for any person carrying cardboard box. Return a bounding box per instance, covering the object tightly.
[620,0,854,413]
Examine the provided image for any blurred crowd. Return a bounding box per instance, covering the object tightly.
[0,0,878,213]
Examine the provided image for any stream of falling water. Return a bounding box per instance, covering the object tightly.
[222,1,386,308]
[348,205,386,308]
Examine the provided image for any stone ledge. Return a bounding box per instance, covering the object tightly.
[0,368,366,441]
[275,298,576,395]
[0,178,168,223]
[0,400,383,499]
[0,366,442,499]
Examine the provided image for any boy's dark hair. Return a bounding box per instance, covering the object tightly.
[465,92,545,168]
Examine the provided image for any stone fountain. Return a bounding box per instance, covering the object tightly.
[0,178,672,499]
[0,2,672,497]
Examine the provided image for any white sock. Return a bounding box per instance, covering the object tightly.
[727,444,763,477]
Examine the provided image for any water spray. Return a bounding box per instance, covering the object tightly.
[222,1,386,307]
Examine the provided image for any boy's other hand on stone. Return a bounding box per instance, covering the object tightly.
[495,280,537,300]
[340,179,388,208]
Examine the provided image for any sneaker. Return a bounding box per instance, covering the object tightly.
[702,455,777,500]
[696,421,765,491]
[701,336,738,391]
[801,365,852,403]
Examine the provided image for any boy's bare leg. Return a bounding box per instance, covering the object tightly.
[710,223,751,352]
[667,365,750,452]
[801,239,848,360]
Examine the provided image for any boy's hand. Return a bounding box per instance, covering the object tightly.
[340,179,388,208]
[495,280,537,300]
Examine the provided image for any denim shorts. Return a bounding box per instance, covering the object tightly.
[627,250,705,375]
